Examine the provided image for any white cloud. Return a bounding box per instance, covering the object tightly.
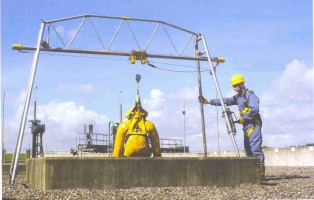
[54,26,78,41]
[142,89,165,118]
[4,97,109,152]
[169,86,199,101]
[55,25,65,35]
[66,28,77,40]
[261,59,313,105]
[142,86,227,152]
[225,89,237,98]
[80,84,97,93]
[274,60,313,103]
[260,91,276,107]
[260,59,314,147]
[7,89,28,120]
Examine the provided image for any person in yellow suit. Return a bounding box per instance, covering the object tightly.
[113,95,161,157]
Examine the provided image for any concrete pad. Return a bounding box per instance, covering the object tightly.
[26,157,260,190]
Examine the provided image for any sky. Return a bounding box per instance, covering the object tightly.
[1,0,313,153]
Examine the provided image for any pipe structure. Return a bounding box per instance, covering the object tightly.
[44,14,198,35]
[201,35,240,157]
[108,121,114,157]
[195,35,207,157]
[182,99,186,153]
[10,22,46,186]
[12,45,225,62]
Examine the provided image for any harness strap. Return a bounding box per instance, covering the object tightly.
[239,89,263,128]
[246,124,256,137]
[124,116,150,147]
[243,89,250,107]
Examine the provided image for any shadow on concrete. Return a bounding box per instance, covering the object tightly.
[22,183,30,189]
[268,175,311,181]
[261,175,311,186]
[261,182,278,186]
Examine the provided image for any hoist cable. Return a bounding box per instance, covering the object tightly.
[147,60,211,73]
[147,60,198,69]
[17,50,211,71]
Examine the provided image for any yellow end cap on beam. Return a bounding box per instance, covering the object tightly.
[217,57,225,63]
[12,44,23,49]
[121,16,131,20]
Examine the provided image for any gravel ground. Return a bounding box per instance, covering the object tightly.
[2,167,314,199]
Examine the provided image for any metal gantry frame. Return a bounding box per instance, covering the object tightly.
[9,14,239,186]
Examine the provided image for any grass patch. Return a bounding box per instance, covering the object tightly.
[4,153,26,163]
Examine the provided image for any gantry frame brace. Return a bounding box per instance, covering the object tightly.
[12,45,223,62]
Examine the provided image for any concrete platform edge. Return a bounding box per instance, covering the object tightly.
[27,157,259,190]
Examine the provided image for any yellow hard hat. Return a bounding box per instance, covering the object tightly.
[230,74,245,86]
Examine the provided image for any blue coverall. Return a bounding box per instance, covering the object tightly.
[210,88,265,164]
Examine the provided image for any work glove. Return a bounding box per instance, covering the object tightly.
[235,117,244,124]
[198,96,210,104]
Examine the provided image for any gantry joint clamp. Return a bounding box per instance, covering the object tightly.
[130,50,147,64]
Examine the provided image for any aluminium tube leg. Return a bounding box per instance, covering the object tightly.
[9,22,46,186]
[108,121,112,157]
[1,92,4,137]
[201,35,240,157]
[195,35,207,157]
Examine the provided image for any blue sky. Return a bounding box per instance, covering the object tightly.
[1,0,313,152]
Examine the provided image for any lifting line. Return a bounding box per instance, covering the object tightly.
[18,50,212,73]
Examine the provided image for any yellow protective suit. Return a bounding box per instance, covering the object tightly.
[113,110,161,157]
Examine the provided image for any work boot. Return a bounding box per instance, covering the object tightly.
[260,164,265,181]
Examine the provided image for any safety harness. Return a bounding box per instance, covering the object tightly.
[240,89,263,137]
[124,112,151,150]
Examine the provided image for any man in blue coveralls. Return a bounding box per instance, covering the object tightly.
[201,74,265,180]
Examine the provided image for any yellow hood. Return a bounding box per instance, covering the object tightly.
[125,95,148,119]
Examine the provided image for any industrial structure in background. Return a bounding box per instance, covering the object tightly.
[74,124,113,155]
[72,124,189,156]
[160,138,189,153]
[28,88,46,158]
